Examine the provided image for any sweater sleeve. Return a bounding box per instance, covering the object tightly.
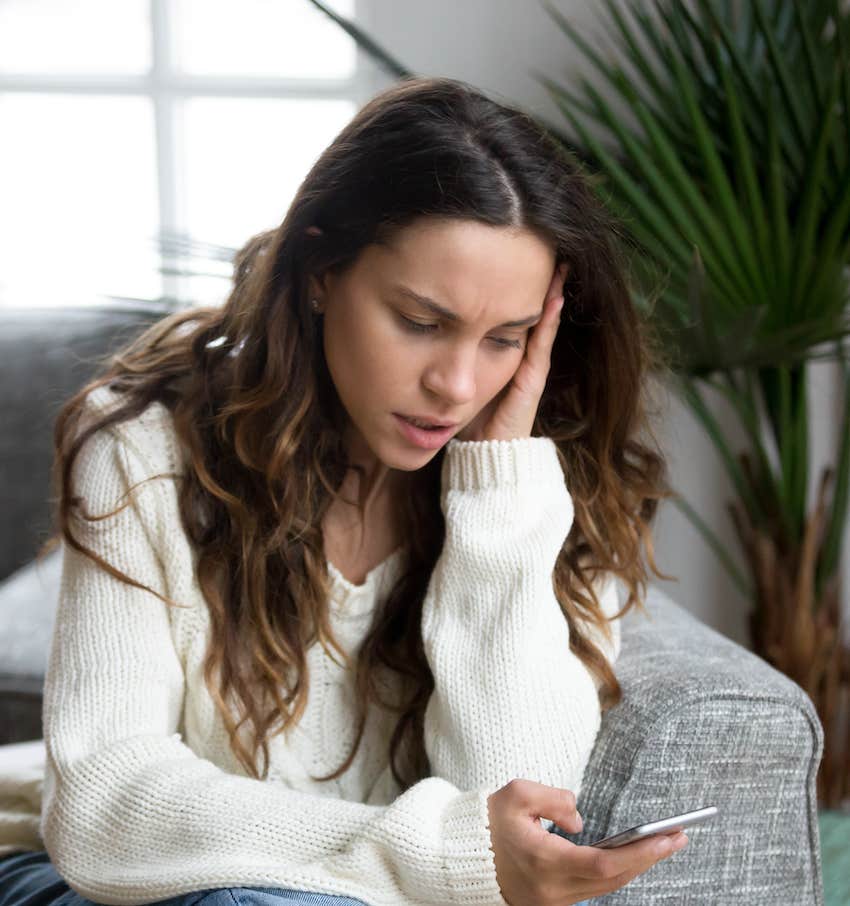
[421,437,614,821]
[40,409,509,906]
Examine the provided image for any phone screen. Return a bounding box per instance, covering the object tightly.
[589,805,718,848]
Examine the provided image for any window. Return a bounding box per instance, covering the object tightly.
[0,0,363,308]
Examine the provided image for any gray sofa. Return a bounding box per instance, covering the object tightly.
[0,304,824,904]
[0,304,165,742]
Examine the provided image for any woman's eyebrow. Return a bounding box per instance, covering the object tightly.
[393,285,542,328]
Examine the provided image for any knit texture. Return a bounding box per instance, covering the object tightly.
[0,385,621,905]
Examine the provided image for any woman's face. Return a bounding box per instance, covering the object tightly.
[309,216,557,472]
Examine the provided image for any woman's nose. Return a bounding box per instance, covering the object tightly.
[422,346,477,406]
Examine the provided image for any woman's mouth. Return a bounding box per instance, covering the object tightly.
[393,413,457,449]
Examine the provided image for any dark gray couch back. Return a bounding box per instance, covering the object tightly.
[0,304,168,581]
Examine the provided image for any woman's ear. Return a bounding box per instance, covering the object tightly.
[307,269,336,304]
[307,273,327,302]
[305,226,329,300]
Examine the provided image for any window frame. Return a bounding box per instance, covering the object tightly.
[0,0,379,306]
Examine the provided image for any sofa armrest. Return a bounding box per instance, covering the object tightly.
[559,585,824,905]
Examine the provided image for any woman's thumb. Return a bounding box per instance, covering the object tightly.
[528,782,583,834]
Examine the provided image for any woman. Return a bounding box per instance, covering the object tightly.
[0,77,684,906]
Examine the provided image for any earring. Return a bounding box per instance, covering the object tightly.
[310,298,322,314]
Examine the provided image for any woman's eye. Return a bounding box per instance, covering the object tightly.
[398,315,521,350]
[490,337,523,350]
[399,315,436,334]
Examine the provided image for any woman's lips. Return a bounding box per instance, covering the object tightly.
[393,413,457,449]
[398,413,458,428]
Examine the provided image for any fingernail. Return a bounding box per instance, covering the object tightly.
[672,834,688,851]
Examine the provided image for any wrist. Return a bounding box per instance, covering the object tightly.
[441,435,562,492]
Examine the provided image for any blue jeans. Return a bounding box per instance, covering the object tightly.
[0,851,369,906]
[0,849,591,906]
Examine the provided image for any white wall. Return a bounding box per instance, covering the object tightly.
[355,0,849,648]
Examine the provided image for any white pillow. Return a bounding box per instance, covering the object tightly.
[0,545,62,677]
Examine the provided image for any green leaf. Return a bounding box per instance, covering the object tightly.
[675,374,764,519]
[685,246,723,367]
[752,0,809,151]
[818,351,850,587]
[531,71,603,124]
[671,494,752,599]
[716,50,773,298]
[792,0,824,108]
[539,0,664,123]
[664,32,770,306]
[304,0,413,79]
[808,174,850,308]
[707,370,785,521]
[576,76,745,305]
[656,1,714,101]
[789,61,841,315]
[627,1,677,71]
[743,301,850,369]
[765,82,792,312]
[601,0,682,120]
[620,77,753,308]
[837,11,850,166]
[544,87,695,274]
[696,0,764,114]
[696,0,805,179]
[778,365,794,509]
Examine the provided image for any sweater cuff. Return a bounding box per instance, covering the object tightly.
[441,787,510,905]
[442,436,562,492]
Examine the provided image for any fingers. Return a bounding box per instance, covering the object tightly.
[511,780,584,843]
[542,261,568,327]
[565,831,688,883]
[547,261,569,300]
[466,262,568,440]
[505,283,562,405]
[601,833,689,895]
[513,260,568,380]
[524,277,563,371]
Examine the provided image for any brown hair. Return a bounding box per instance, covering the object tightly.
[50,76,675,792]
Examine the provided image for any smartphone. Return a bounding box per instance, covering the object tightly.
[589,805,718,848]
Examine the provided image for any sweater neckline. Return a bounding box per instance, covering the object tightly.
[326,545,406,617]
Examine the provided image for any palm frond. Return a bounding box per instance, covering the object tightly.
[304,0,413,79]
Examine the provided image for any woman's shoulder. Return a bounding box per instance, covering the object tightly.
[70,385,197,583]
[79,383,183,477]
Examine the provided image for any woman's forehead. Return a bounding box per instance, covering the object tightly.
[360,221,556,316]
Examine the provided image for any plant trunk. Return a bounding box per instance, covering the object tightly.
[728,462,850,809]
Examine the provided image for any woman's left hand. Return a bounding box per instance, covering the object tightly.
[456,261,568,443]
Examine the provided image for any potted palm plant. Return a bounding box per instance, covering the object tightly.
[162,0,850,807]
[532,0,850,807]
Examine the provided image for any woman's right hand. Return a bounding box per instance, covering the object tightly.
[487,780,688,906]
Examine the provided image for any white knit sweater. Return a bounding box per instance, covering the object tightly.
[0,384,621,906]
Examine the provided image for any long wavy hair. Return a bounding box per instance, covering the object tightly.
[51,76,675,792]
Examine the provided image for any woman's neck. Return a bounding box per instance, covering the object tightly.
[322,474,407,582]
